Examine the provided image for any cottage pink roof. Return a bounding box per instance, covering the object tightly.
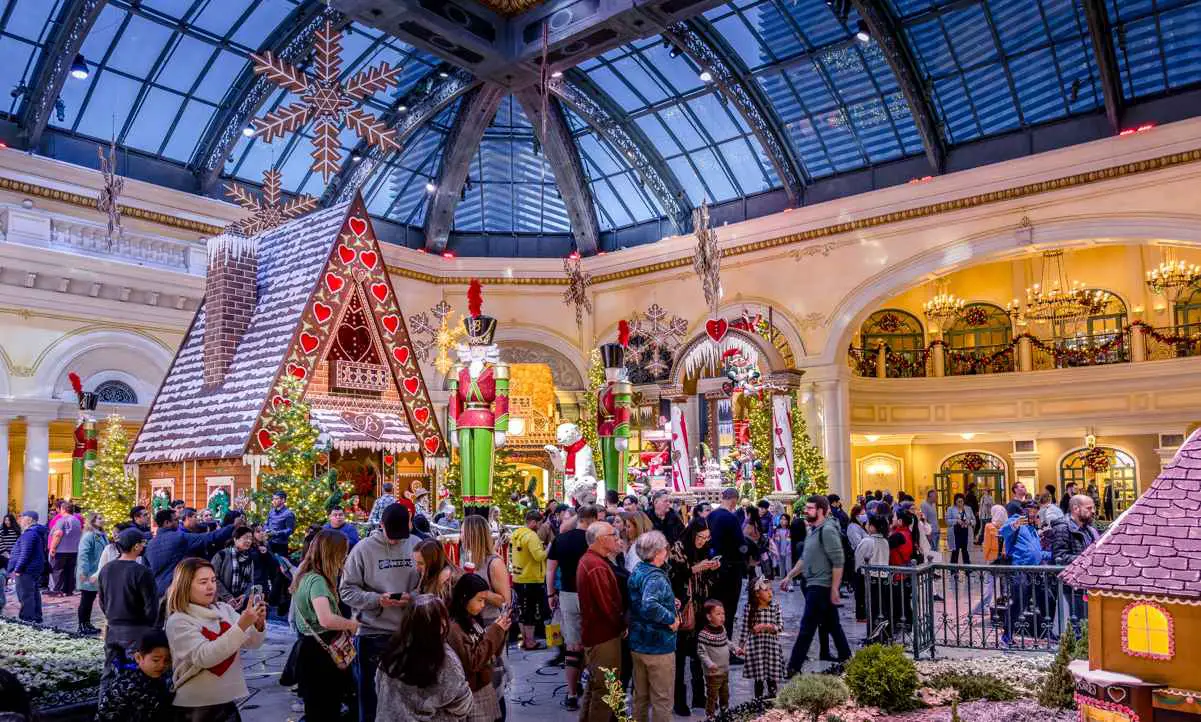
[128,203,354,463]
[1060,433,1201,599]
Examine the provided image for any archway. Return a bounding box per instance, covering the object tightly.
[1059,446,1138,521]
[667,327,789,388]
[936,451,1007,511]
[32,329,173,403]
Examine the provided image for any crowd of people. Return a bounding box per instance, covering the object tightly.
[0,476,1108,722]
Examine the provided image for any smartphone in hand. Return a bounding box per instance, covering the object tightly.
[248,584,264,607]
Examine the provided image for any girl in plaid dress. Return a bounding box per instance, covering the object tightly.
[735,577,786,698]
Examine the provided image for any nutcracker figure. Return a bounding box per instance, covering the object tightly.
[68,372,99,497]
[596,321,633,494]
[448,280,509,518]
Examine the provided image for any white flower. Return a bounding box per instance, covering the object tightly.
[0,620,105,695]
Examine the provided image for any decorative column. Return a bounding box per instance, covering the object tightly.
[661,385,693,493]
[816,374,852,501]
[1017,335,1033,372]
[875,342,887,378]
[1130,323,1147,362]
[767,371,804,497]
[930,341,946,377]
[23,416,51,514]
[0,418,9,515]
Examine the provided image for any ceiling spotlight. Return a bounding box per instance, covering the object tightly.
[856,20,871,43]
[351,151,362,162]
[668,45,682,59]
[699,70,713,83]
[438,71,449,78]
[425,182,437,193]
[242,126,255,137]
[551,70,563,78]
[69,54,89,80]
[397,104,407,112]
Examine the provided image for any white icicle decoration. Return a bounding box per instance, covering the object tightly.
[680,333,759,379]
[206,233,258,265]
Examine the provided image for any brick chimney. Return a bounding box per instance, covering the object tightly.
[203,234,258,388]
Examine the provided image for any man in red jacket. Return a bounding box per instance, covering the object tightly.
[577,520,625,722]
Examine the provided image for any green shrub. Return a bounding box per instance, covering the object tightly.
[775,674,849,722]
[844,644,919,712]
[927,672,1018,701]
[1038,622,1078,709]
[1073,620,1089,660]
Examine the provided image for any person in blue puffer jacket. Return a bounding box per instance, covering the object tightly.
[998,500,1053,645]
[5,511,49,623]
[628,530,678,722]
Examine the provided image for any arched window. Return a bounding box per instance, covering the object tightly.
[1174,287,1201,332]
[945,303,1014,375]
[94,380,137,404]
[935,452,1006,511]
[729,310,796,366]
[860,309,924,352]
[1052,291,1128,366]
[1060,447,1138,521]
[1122,601,1173,660]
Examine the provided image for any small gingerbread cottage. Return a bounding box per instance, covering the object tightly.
[128,194,445,511]
[1061,430,1201,721]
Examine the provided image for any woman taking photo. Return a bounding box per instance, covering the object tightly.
[447,574,512,721]
[164,557,265,721]
[290,530,359,720]
[76,512,107,634]
[211,527,258,608]
[416,539,459,602]
[668,520,720,715]
[376,594,472,720]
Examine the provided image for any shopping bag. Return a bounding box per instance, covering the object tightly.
[545,607,563,648]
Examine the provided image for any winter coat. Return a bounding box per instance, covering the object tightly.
[95,664,173,722]
[1050,517,1100,568]
[211,547,259,603]
[5,524,48,576]
[77,530,108,592]
[999,515,1049,566]
[146,525,235,597]
[628,560,676,655]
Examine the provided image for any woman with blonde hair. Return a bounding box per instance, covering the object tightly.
[620,510,653,574]
[289,529,359,720]
[982,504,1010,563]
[416,538,460,602]
[164,557,265,721]
[76,511,107,634]
[459,514,512,707]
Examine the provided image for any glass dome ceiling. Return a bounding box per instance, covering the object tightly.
[1,0,1199,256]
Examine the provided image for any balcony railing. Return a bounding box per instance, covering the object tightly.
[850,322,1196,378]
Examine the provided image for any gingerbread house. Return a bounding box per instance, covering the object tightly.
[1061,430,1201,722]
[127,195,445,511]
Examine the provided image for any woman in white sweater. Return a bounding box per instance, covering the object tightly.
[164,557,265,721]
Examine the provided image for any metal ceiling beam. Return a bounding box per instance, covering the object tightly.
[551,73,692,234]
[1081,0,1123,134]
[321,68,480,206]
[191,1,346,193]
[513,87,600,255]
[424,83,508,252]
[850,0,946,173]
[18,0,108,150]
[663,19,807,205]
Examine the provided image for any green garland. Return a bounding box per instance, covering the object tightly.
[579,348,605,483]
[792,400,828,496]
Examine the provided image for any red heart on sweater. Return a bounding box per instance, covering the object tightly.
[337,245,356,264]
[299,332,319,354]
[198,620,238,676]
[424,437,439,454]
[393,347,409,365]
[370,283,389,302]
[382,315,399,334]
[349,217,368,237]
[313,302,333,323]
[359,250,378,269]
[403,377,419,395]
[257,429,274,450]
[325,272,344,293]
[414,407,429,424]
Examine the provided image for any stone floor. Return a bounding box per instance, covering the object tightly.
[3,574,863,721]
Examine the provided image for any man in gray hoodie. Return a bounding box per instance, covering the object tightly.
[340,503,419,722]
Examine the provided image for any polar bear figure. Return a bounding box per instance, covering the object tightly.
[545,422,596,504]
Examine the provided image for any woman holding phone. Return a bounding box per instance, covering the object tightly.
[290,530,359,721]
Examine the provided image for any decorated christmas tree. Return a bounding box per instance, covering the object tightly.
[792,402,828,495]
[256,375,337,545]
[493,447,537,524]
[443,450,463,516]
[748,396,773,500]
[79,415,136,523]
[579,348,605,481]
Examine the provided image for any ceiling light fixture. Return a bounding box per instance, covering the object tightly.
[397,104,407,112]
[551,70,563,78]
[856,20,871,43]
[70,54,89,80]
[668,45,682,59]
[1146,248,1201,306]
[242,126,255,137]
[438,71,449,78]
[1006,250,1109,325]
[425,182,437,193]
[864,434,880,443]
[699,70,713,83]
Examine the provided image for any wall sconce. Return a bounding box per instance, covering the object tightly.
[866,461,895,477]
[864,434,880,443]
[960,432,975,441]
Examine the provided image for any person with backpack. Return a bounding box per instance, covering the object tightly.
[783,495,852,675]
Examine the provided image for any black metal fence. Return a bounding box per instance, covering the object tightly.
[860,562,1075,658]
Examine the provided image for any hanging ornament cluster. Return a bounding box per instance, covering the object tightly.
[96,136,124,249]
[1084,446,1110,473]
[692,200,723,342]
[224,169,318,236]
[249,20,404,181]
[563,253,593,328]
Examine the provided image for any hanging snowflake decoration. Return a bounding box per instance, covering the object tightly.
[630,303,688,379]
[223,169,318,236]
[563,254,593,328]
[250,20,404,182]
[96,137,124,249]
[692,200,722,315]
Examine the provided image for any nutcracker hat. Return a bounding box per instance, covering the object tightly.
[68,372,99,411]
[463,279,497,346]
[600,320,630,368]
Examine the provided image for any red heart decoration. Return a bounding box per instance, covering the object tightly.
[393,347,410,365]
[348,217,368,237]
[287,363,306,380]
[313,302,332,323]
[383,454,394,465]
[359,250,378,269]
[370,283,388,302]
[705,318,729,343]
[382,315,399,334]
[423,437,440,454]
[414,407,429,424]
[271,395,292,410]
[257,429,274,450]
[337,245,356,264]
[403,377,419,395]
[299,332,319,354]
[325,272,344,293]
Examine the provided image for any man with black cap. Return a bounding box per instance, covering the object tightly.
[341,503,420,722]
[6,511,48,623]
[99,527,157,672]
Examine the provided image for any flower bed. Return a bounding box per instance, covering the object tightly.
[0,619,105,701]
[915,654,1055,696]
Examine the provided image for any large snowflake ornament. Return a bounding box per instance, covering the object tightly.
[224,169,318,236]
[632,303,688,377]
[250,20,404,182]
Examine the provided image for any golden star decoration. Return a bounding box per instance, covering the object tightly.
[224,169,318,236]
[434,311,466,375]
[250,20,404,182]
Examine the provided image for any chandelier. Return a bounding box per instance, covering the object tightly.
[1007,250,1109,324]
[922,278,965,331]
[1145,249,1201,304]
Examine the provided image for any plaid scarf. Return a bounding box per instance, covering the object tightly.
[229,550,252,597]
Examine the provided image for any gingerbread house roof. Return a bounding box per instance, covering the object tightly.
[1060,432,1201,599]
[129,197,445,464]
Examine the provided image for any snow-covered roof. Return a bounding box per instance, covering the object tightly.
[311,408,418,454]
